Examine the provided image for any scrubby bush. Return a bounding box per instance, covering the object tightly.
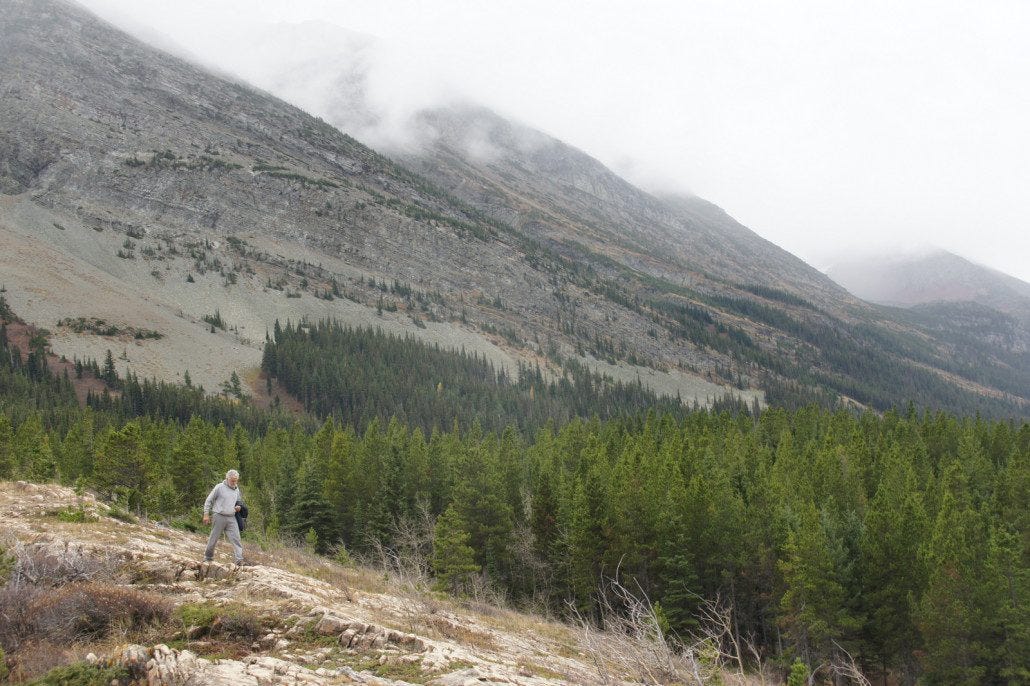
[0,542,14,584]
[176,601,262,640]
[0,585,39,650]
[6,542,119,588]
[176,602,219,630]
[23,661,130,686]
[30,583,172,641]
[52,506,98,523]
[0,583,169,681]
[106,505,137,523]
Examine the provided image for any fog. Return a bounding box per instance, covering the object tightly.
[78,0,1030,283]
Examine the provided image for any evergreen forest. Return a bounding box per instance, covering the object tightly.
[260,319,704,435]
[0,303,1027,684]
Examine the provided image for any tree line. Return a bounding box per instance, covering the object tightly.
[260,318,702,435]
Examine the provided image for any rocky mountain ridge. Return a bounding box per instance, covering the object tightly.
[1,0,1027,416]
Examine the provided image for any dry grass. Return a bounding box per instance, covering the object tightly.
[516,656,574,681]
[421,615,499,653]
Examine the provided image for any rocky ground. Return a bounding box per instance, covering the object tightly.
[0,481,648,685]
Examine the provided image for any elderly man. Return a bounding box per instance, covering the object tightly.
[203,469,248,565]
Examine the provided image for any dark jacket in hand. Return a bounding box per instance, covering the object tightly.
[235,499,249,534]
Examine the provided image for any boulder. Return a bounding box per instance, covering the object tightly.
[313,614,350,636]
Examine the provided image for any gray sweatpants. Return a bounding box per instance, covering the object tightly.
[205,513,243,562]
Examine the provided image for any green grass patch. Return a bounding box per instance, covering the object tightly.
[25,662,131,686]
[107,506,137,524]
[49,506,99,523]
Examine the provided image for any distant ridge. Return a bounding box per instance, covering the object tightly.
[827,249,1030,321]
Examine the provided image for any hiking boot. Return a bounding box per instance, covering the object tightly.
[235,559,255,567]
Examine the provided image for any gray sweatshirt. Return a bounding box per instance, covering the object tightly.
[204,481,242,516]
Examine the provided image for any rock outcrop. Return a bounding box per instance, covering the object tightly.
[1,482,595,685]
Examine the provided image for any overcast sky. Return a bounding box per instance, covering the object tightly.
[79,0,1030,283]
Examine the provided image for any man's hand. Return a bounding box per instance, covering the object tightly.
[203,514,210,525]
[234,505,241,513]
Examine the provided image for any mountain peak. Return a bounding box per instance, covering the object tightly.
[826,247,1030,319]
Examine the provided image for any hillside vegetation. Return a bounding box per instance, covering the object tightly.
[2,299,1027,685]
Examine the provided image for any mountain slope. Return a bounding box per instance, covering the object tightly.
[0,0,755,407]
[401,104,848,304]
[827,248,1030,320]
[0,0,1026,417]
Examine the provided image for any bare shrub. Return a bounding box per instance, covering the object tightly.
[29,582,172,642]
[7,541,121,588]
[365,500,435,588]
[571,576,712,685]
[1,639,77,683]
[363,503,444,630]
[825,641,872,686]
[690,592,770,685]
[0,584,42,652]
[461,572,510,616]
[0,582,171,682]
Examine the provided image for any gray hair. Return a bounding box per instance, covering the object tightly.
[226,469,240,480]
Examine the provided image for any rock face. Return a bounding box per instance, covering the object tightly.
[90,644,342,686]
[398,105,846,303]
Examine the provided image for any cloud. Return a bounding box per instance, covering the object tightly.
[73,0,1030,283]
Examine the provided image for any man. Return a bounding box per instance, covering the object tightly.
[203,469,248,565]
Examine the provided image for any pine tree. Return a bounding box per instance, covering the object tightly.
[102,349,117,385]
[990,445,1030,683]
[859,448,928,682]
[778,502,847,667]
[916,464,994,684]
[432,505,480,594]
[287,456,335,552]
[13,415,55,481]
[171,417,213,510]
[91,422,153,510]
[0,415,12,479]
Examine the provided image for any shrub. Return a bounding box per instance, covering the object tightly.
[52,506,98,523]
[787,658,810,686]
[213,608,262,640]
[0,542,14,584]
[176,602,262,640]
[202,310,226,330]
[29,583,172,642]
[176,602,219,630]
[107,505,137,524]
[5,639,72,683]
[24,661,130,686]
[0,584,39,643]
[6,542,120,588]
